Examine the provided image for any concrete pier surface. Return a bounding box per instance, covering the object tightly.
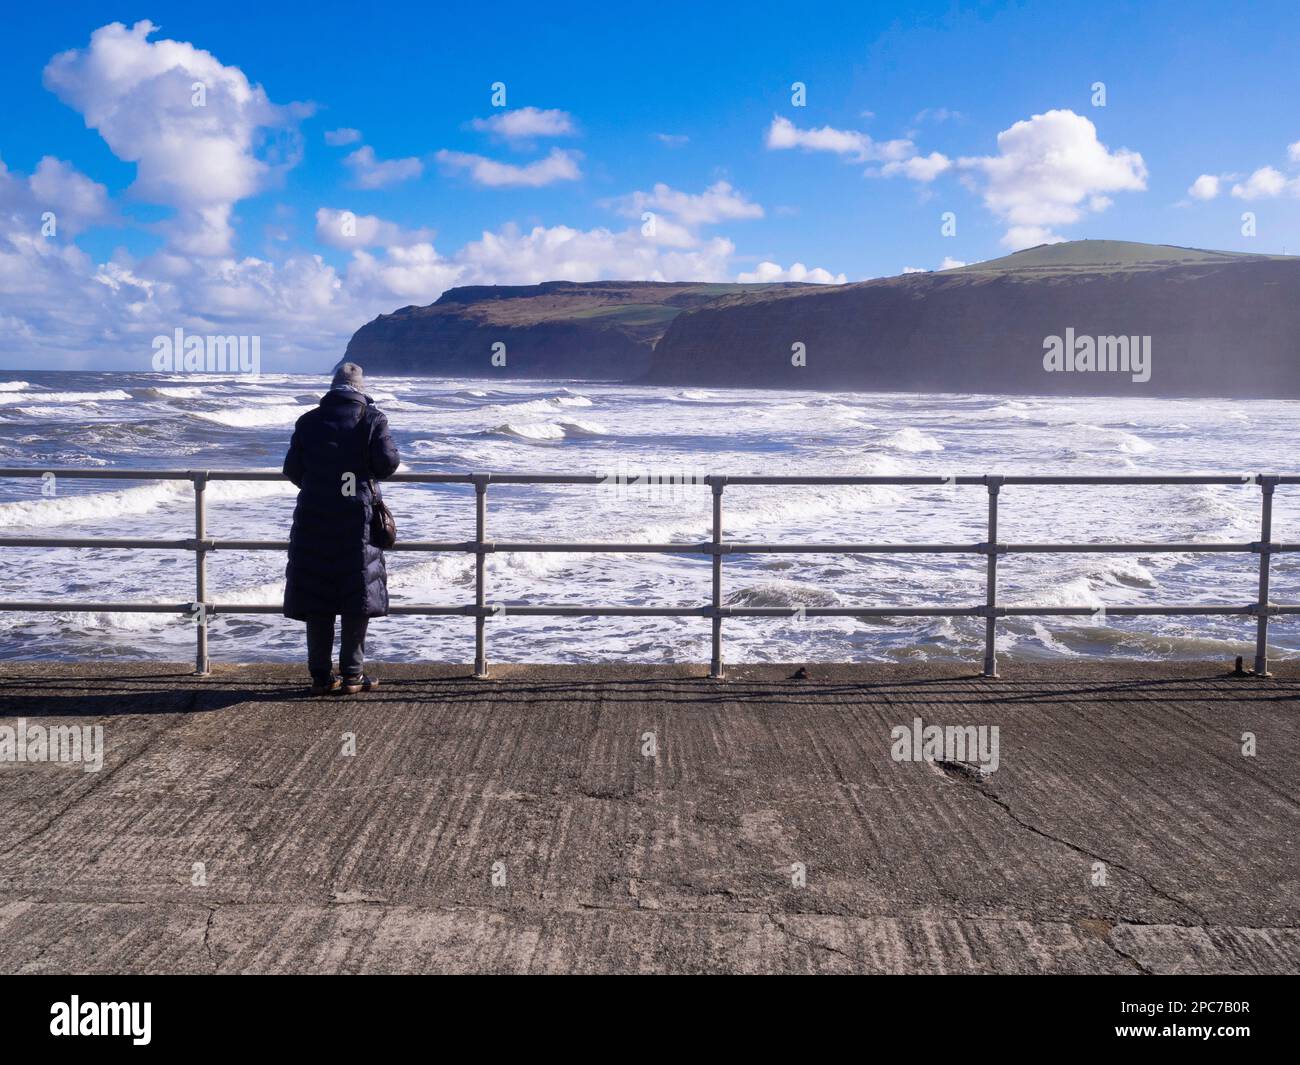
[0,659,1297,975]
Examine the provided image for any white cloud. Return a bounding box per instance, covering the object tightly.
[435,147,581,188]
[654,133,689,147]
[737,260,846,284]
[2,155,113,235]
[469,107,576,142]
[1189,140,1300,203]
[3,23,848,367]
[314,207,435,249]
[1231,165,1300,200]
[1188,174,1221,200]
[450,223,734,285]
[0,209,756,366]
[881,151,952,182]
[343,242,465,301]
[613,181,763,227]
[958,109,1147,248]
[343,145,423,189]
[342,223,739,303]
[42,20,307,256]
[765,115,913,162]
[1002,225,1065,250]
[324,127,362,146]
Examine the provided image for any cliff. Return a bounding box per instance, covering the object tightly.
[342,280,798,379]
[342,241,1300,397]
[646,241,1300,397]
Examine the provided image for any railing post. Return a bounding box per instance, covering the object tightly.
[983,476,1002,678]
[709,476,725,679]
[473,475,489,679]
[1253,473,1277,677]
[193,471,210,676]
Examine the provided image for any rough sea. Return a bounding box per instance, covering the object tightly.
[1,370,1297,668]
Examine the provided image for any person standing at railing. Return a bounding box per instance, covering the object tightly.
[282,362,400,695]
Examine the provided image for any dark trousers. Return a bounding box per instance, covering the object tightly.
[306,614,369,681]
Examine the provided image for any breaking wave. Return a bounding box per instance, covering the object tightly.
[190,404,309,427]
[488,420,609,442]
[883,427,944,452]
[0,389,132,407]
[0,477,292,529]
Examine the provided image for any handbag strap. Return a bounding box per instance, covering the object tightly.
[361,407,381,497]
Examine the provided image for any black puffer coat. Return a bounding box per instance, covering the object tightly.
[282,389,400,620]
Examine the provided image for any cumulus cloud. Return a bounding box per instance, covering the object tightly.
[42,20,308,256]
[958,109,1147,248]
[0,162,127,359]
[1188,141,1300,203]
[1231,165,1300,200]
[735,260,846,284]
[2,22,848,367]
[469,107,576,142]
[343,145,423,189]
[612,180,763,227]
[600,181,762,249]
[0,207,758,365]
[765,115,913,162]
[1002,225,1064,249]
[340,223,738,304]
[1,155,114,236]
[881,151,952,182]
[435,146,581,188]
[314,207,435,249]
[453,223,733,284]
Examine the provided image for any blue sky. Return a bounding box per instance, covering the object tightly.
[3,0,1300,369]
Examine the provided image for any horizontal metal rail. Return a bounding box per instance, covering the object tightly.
[0,468,1293,678]
[3,536,1300,555]
[4,468,1300,485]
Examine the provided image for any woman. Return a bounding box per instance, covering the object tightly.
[283,362,400,694]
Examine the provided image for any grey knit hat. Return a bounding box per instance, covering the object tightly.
[331,361,365,391]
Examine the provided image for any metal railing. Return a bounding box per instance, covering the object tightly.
[0,467,1296,679]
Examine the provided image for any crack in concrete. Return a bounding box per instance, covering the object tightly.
[1104,933,1156,975]
[767,914,858,964]
[202,905,219,973]
[1078,917,1155,975]
[939,768,1212,927]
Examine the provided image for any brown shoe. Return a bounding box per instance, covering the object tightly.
[310,675,341,696]
[339,674,378,695]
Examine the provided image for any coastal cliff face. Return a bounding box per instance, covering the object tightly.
[647,242,1300,397]
[343,242,1300,397]
[342,280,796,379]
